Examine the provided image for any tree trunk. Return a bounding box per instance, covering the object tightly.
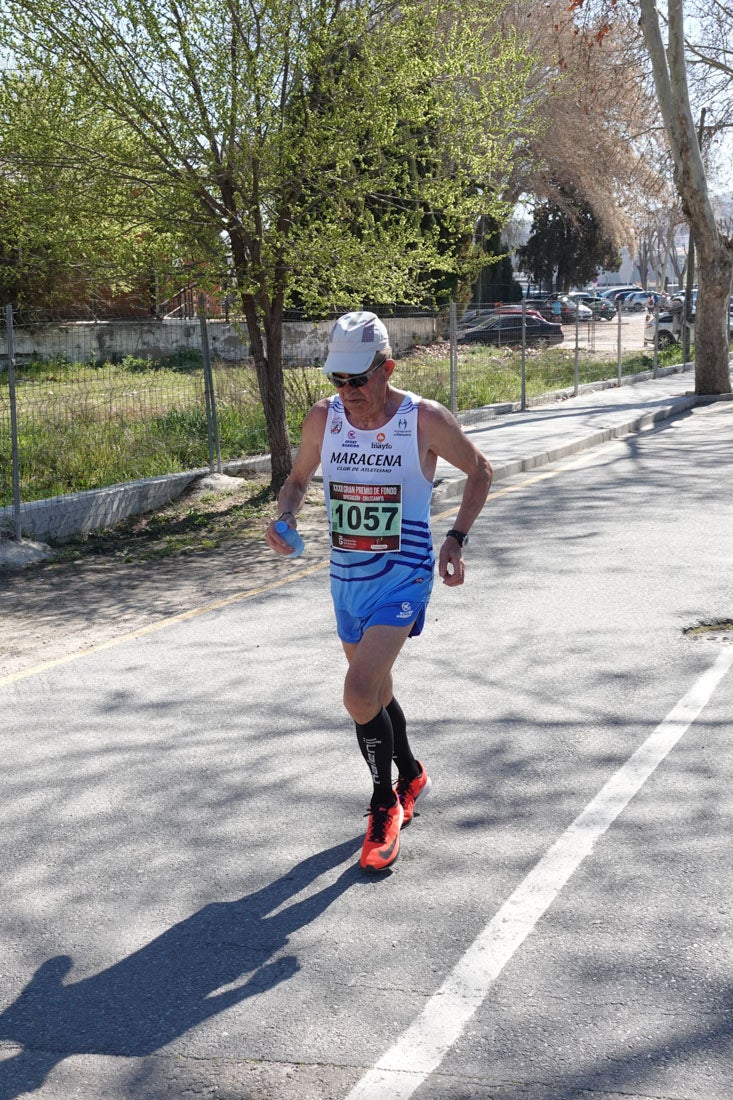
[639,0,733,395]
[241,294,293,492]
[693,241,733,395]
[226,223,293,493]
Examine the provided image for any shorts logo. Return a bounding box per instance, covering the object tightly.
[396,602,414,619]
[331,417,343,435]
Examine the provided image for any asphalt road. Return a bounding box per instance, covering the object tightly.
[1,400,731,1100]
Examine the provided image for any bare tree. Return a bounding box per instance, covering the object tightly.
[639,0,733,393]
[500,2,666,251]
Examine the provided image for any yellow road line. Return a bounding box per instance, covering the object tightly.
[1,450,600,686]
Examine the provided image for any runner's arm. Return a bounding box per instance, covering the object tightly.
[420,402,492,586]
[265,403,327,555]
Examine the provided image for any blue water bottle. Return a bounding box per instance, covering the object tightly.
[275,519,304,559]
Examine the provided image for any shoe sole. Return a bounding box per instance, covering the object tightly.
[400,774,432,828]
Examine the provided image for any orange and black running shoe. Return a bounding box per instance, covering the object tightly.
[360,799,403,872]
[394,762,432,827]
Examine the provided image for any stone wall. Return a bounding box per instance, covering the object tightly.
[1,315,437,364]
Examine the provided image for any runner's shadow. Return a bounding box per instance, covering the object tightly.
[0,836,362,1100]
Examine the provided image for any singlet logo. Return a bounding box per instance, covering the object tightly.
[376,432,386,442]
[330,451,402,468]
[331,417,343,435]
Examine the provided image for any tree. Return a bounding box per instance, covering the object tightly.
[472,216,523,303]
[2,0,536,489]
[516,187,621,291]
[495,1,664,252]
[0,66,219,315]
[638,0,733,394]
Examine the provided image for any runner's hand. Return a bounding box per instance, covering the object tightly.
[439,538,465,587]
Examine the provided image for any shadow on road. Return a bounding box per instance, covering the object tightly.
[0,835,362,1100]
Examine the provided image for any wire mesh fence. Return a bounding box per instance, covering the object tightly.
[1,295,664,543]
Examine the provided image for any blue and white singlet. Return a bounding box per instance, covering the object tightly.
[321,391,435,620]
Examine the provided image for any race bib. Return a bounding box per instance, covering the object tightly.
[328,482,402,552]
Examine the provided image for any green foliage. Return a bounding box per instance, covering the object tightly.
[0,65,224,315]
[1,0,536,316]
[517,186,622,292]
[2,0,539,483]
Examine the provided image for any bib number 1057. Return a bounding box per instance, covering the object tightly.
[328,482,402,552]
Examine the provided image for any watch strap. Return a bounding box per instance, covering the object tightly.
[446,528,468,547]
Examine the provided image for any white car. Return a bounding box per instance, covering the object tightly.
[644,306,733,347]
[624,291,667,312]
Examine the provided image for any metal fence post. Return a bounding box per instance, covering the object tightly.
[449,302,458,416]
[652,300,659,377]
[5,304,23,541]
[574,308,579,396]
[199,295,222,473]
[616,303,623,385]
[520,298,527,411]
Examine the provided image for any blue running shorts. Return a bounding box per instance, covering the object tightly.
[334,582,434,644]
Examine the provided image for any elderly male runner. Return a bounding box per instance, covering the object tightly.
[266,312,492,872]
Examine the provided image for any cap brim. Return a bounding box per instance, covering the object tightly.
[322,348,377,375]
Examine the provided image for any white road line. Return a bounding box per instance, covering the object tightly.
[345,646,733,1100]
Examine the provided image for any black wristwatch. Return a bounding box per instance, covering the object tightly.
[446,528,469,548]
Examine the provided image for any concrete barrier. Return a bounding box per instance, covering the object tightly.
[0,315,436,364]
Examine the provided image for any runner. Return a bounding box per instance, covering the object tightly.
[266,312,492,871]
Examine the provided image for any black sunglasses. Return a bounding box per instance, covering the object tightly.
[327,359,385,389]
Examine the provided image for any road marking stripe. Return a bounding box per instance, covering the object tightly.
[344,646,733,1100]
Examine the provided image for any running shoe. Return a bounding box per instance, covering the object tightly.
[360,799,403,872]
[395,762,432,827]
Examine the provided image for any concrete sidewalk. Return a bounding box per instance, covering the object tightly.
[431,363,709,507]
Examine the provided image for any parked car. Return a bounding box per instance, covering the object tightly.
[596,284,642,300]
[623,290,671,312]
[643,306,733,347]
[566,291,617,320]
[458,313,564,346]
[457,305,543,331]
[526,295,592,324]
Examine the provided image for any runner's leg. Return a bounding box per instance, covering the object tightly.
[342,624,413,804]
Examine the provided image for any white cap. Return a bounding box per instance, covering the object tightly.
[322,311,391,375]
